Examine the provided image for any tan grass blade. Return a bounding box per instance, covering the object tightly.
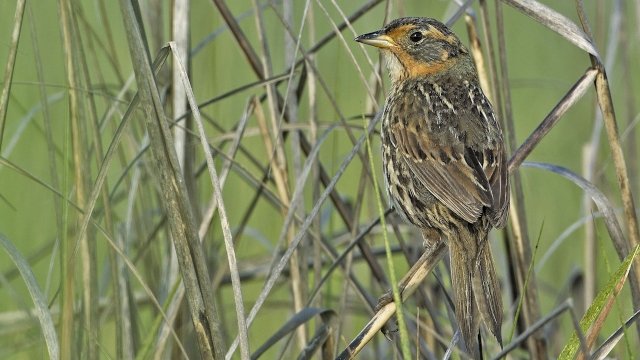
[0,0,25,148]
[0,155,188,357]
[509,69,598,171]
[336,242,448,359]
[590,309,640,360]
[226,113,380,359]
[484,0,546,356]
[58,0,101,357]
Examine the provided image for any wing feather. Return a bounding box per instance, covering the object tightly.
[392,122,492,223]
[387,80,509,227]
[487,144,509,227]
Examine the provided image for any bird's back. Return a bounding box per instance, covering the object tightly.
[382,74,506,232]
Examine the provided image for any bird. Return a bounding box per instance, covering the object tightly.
[355,17,509,358]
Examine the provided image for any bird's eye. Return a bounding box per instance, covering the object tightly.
[409,31,423,42]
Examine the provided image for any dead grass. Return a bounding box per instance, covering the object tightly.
[0,0,639,359]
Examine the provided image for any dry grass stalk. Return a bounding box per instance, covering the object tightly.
[0,0,25,148]
[118,2,224,358]
[2,1,640,359]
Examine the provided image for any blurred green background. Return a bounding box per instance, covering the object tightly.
[1,0,638,358]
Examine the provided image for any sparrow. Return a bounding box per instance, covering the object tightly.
[356,17,509,358]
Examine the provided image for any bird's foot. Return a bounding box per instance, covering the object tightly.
[375,288,404,339]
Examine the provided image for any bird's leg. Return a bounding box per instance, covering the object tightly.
[375,229,447,337]
[375,230,437,310]
[421,228,444,252]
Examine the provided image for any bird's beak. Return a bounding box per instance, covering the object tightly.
[355,30,395,49]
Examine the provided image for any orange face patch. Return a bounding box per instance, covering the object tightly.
[407,58,455,77]
[383,22,459,78]
[393,49,455,78]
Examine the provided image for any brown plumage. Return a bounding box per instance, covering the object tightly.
[356,17,509,358]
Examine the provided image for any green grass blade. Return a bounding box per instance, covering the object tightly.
[558,244,640,359]
[0,234,59,360]
[362,115,411,359]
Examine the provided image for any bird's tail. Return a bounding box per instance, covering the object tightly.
[473,240,503,345]
[449,226,503,357]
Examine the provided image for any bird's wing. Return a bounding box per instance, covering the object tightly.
[486,139,509,228]
[389,117,493,224]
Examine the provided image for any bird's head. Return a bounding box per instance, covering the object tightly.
[355,17,474,83]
